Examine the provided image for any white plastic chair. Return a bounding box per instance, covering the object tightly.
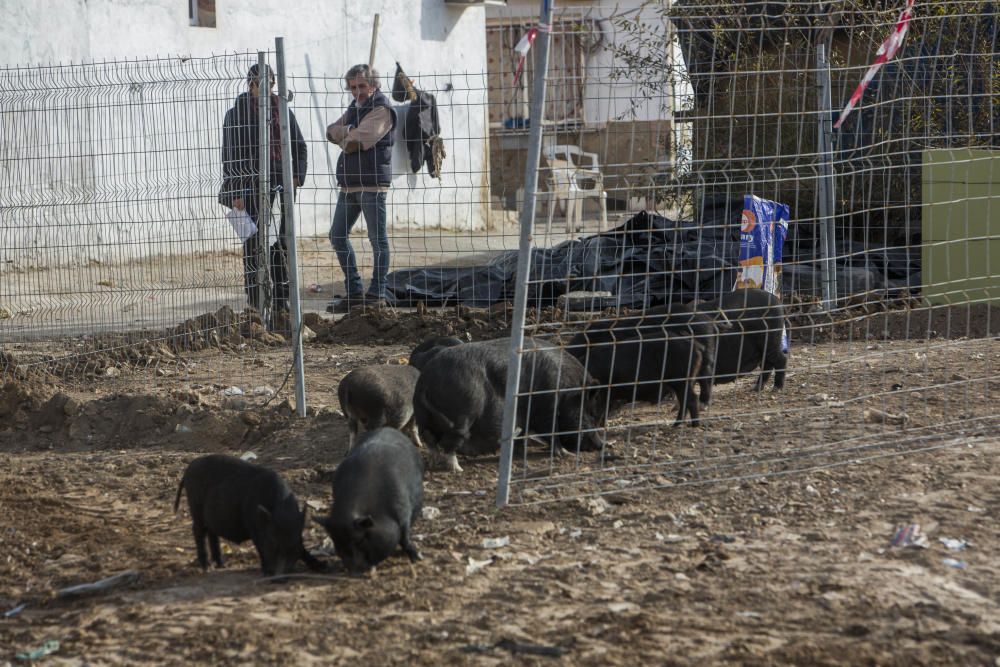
[542,144,609,239]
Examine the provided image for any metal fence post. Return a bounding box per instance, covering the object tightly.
[496,0,554,509]
[816,43,838,310]
[255,53,272,317]
[275,37,307,418]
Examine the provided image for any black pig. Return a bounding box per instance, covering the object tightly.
[413,337,606,471]
[338,365,422,449]
[174,455,323,576]
[575,305,723,407]
[568,321,704,426]
[408,336,465,370]
[694,288,788,390]
[314,427,423,573]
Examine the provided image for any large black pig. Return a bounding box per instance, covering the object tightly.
[174,455,323,576]
[567,319,705,426]
[413,337,606,472]
[313,427,423,573]
[694,288,788,390]
[573,305,723,407]
[408,336,466,370]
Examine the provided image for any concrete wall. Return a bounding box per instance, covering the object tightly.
[0,0,489,271]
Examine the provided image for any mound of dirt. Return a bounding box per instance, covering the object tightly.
[307,298,997,349]
[787,300,997,343]
[305,303,514,346]
[0,382,299,454]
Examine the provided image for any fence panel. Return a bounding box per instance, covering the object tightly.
[0,52,299,399]
[498,0,998,506]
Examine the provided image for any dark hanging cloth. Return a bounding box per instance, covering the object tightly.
[392,62,445,178]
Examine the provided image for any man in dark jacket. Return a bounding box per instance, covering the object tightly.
[219,64,307,317]
[325,64,397,313]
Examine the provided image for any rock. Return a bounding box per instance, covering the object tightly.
[863,407,909,425]
[508,520,556,535]
[175,404,196,417]
[578,496,611,516]
[62,397,80,417]
[221,397,247,411]
[240,411,261,426]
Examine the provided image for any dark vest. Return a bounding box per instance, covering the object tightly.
[336,91,397,188]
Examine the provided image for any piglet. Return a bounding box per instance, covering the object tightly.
[338,365,422,449]
[314,427,424,574]
[174,454,323,576]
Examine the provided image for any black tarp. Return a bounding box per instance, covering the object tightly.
[384,205,919,309]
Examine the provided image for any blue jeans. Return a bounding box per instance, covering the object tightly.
[329,191,389,299]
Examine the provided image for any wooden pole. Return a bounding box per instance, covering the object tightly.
[369,14,380,67]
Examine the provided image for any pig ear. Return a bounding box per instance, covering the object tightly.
[257,505,272,524]
[353,515,375,530]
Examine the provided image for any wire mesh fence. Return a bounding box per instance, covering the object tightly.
[496,0,998,506]
[0,2,996,500]
[0,51,300,396]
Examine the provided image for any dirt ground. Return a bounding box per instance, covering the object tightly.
[1,303,998,665]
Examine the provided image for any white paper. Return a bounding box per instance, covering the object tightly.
[226,207,257,243]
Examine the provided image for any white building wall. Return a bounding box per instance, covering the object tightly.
[1,0,489,270]
[486,0,675,126]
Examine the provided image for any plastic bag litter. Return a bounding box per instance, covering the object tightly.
[939,537,968,551]
[5,603,25,618]
[56,570,140,598]
[16,640,59,661]
[466,556,493,575]
[482,536,510,549]
[889,524,928,549]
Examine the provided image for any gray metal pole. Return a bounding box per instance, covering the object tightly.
[496,0,554,509]
[256,53,271,317]
[816,44,838,310]
[275,37,307,418]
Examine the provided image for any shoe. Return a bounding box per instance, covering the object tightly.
[363,295,389,310]
[326,295,365,314]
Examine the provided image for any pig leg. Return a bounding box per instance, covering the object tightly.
[672,381,700,427]
[192,521,210,570]
[754,369,772,391]
[436,423,473,472]
[766,346,788,390]
[400,524,423,563]
[299,548,327,572]
[772,359,787,390]
[251,539,272,576]
[403,417,425,448]
[440,452,463,473]
[685,382,701,427]
[209,533,224,568]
